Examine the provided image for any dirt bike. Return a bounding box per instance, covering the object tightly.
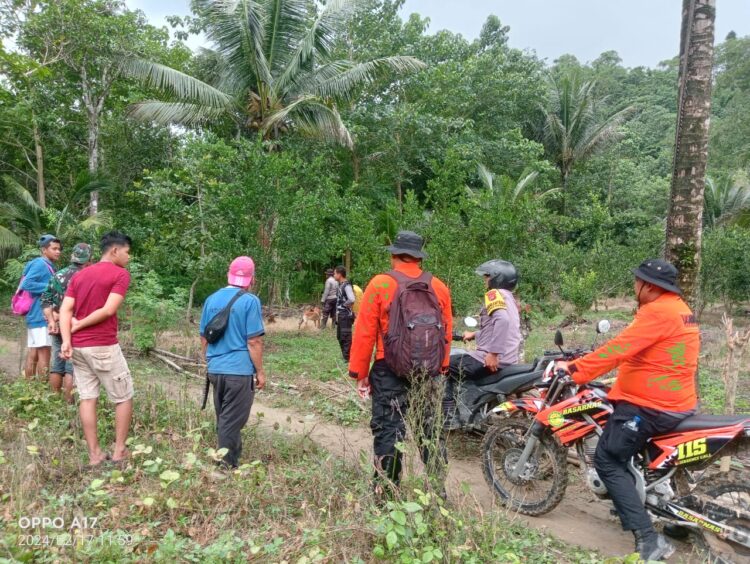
[443,318,609,431]
[481,329,750,563]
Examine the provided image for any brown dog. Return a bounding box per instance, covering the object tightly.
[298,305,322,330]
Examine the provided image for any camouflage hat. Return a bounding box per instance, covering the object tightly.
[71,243,92,264]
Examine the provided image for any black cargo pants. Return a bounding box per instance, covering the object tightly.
[369,360,447,487]
[209,373,255,468]
[336,309,354,361]
[595,401,689,531]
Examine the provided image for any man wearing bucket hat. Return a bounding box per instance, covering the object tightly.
[200,256,265,469]
[348,231,453,496]
[42,242,93,402]
[557,259,700,562]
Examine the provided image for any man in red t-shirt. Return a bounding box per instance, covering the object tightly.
[60,231,133,466]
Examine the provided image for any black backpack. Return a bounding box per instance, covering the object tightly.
[203,290,246,344]
[383,270,444,378]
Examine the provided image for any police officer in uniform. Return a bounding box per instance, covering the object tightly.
[450,259,522,380]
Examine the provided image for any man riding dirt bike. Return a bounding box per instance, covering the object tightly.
[444,259,523,429]
[482,259,750,562]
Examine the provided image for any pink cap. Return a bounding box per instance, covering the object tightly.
[228,256,255,287]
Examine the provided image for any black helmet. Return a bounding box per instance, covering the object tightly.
[475,259,518,291]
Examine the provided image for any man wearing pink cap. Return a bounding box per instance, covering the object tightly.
[200,256,266,469]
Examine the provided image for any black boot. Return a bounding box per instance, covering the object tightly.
[633,527,675,561]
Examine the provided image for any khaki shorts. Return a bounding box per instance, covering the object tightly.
[72,344,133,403]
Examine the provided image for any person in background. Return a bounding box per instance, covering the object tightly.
[60,231,133,467]
[200,256,266,469]
[333,265,355,361]
[320,268,338,328]
[20,234,61,379]
[41,242,92,403]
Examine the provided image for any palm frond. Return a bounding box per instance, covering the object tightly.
[512,171,540,201]
[123,59,233,108]
[705,174,750,226]
[306,57,425,100]
[574,105,635,161]
[274,0,355,95]
[264,0,309,73]
[0,225,23,252]
[77,211,113,231]
[263,95,352,147]
[127,101,230,126]
[3,175,41,211]
[207,0,273,90]
[476,163,494,192]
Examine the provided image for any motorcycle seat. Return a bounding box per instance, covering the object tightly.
[473,364,535,387]
[495,371,544,394]
[672,414,749,432]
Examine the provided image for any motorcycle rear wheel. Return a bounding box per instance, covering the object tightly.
[481,418,568,516]
[694,476,750,564]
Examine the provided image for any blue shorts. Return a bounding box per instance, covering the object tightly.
[50,334,74,375]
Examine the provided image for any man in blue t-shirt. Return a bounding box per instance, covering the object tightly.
[199,256,265,469]
[20,234,62,379]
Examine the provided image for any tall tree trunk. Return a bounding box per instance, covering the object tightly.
[396,177,403,216]
[32,117,45,208]
[352,153,360,183]
[87,109,100,215]
[344,248,352,275]
[665,0,716,308]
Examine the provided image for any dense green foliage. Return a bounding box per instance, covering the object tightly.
[1,0,748,313]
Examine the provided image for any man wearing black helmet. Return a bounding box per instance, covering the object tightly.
[449,259,522,382]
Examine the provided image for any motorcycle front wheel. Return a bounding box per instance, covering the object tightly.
[481,418,568,516]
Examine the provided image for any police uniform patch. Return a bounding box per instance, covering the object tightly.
[484,289,506,315]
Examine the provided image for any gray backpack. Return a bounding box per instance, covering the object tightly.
[383,270,444,378]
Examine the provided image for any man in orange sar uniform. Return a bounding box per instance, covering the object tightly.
[557,259,699,562]
[348,231,452,493]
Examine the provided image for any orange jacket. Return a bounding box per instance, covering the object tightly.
[348,262,452,380]
[569,293,699,412]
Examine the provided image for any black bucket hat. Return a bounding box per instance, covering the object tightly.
[632,259,682,295]
[386,230,427,259]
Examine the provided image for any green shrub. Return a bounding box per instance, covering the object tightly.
[124,264,186,352]
[701,226,750,313]
[560,269,598,318]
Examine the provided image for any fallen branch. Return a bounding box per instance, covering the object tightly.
[153,348,200,363]
[150,352,204,382]
[150,352,186,373]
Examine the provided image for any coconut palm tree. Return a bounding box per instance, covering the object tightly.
[125,0,424,147]
[703,173,750,228]
[540,72,634,215]
[665,0,716,306]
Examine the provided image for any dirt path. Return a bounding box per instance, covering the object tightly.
[0,334,698,561]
